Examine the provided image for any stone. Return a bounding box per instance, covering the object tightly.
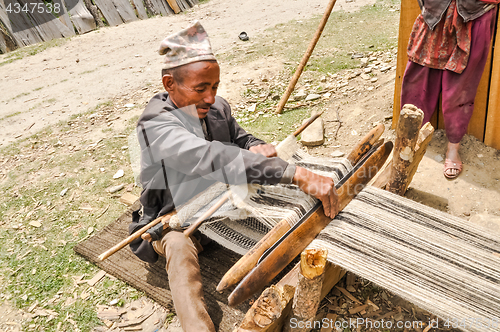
[294,90,307,101]
[107,184,125,193]
[320,76,327,83]
[248,104,257,113]
[370,77,378,83]
[29,221,42,228]
[300,116,324,146]
[360,74,370,80]
[113,170,124,179]
[305,94,322,102]
[360,58,369,66]
[363,68,372,74]
[331,150,345,158]
[60,188,68,197]
[380,66,391,72]
[323,92,332,98]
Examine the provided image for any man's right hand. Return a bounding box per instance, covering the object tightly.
[292,166,339,218]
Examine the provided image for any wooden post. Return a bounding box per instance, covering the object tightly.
[235,262,345,332]
[238,285,296,331]
[369,122,434,192]
[283,249,327,332]
[386,104,423,195]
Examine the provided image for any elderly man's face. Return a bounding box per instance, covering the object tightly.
[163,61,220,119]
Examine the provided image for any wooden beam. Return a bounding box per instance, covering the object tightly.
[228,142,392,307]
[485,13,500,150]
[392,0,420,129]
[217,127,384,293]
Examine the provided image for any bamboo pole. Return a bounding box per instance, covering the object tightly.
[275,0,337,114]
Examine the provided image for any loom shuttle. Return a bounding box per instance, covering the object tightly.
[228,141,393,307]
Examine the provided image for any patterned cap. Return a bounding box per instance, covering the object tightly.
[159,20,217,70]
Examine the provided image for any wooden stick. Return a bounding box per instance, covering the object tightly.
[346,124,385,165]
[228,142,393,306]
[98,212,173,261]
[283,249,327,332]
[183,191,231,237]
[216,126,384,292]
[275,0,337,114]
[386,104,423,195]
[293,111,324,137]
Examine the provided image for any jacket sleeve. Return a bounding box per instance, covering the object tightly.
[139,110,288,186]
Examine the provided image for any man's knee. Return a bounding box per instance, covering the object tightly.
[161,231,197,259]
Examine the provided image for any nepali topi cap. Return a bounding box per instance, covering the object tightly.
[159,20,217,70]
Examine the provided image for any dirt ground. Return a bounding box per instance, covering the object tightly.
[0,0,375,147]
[1,0,500,330]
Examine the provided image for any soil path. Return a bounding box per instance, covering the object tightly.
[0,0,374,147]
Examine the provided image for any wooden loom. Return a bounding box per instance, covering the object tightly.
[232,105,438,331]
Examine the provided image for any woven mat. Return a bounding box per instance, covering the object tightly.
[74,201,251,331]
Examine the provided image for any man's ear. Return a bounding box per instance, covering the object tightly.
[162,75,175,92]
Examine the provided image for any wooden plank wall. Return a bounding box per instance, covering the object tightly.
[0,0,198,53]
[393,0,500,150]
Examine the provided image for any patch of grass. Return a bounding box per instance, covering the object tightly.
[0,99,142,330]
[80,68,98,75]
[223,0,399,76]
[0,111,21,122]
[11,92,31,100]
[0,37,71,67]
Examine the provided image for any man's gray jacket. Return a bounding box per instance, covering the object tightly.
[130,92,290,262]
[418,0,495,29]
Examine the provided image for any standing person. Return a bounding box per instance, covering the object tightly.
[400,0,499,179]
[129,21,339,331]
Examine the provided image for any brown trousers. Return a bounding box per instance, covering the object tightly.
[152,231,215,332]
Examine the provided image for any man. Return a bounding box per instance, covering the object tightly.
[400,0,498,179]
[129,21,339,331]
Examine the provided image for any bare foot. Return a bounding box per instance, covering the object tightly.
[444,142,462,179]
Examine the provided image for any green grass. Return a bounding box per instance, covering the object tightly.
[0,99,143,331]
[0,37,71,67]
[223,0,399,75]
[231,0,400,139]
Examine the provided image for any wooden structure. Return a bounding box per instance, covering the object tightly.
[393,0,500,150]
[0,0,199,53]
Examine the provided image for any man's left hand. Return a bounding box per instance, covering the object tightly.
[249,144,278,158]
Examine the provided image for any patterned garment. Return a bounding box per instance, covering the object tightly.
[407,0,472,74]
[158,20,217,70]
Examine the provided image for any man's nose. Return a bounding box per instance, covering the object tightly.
[203,89,216,105]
